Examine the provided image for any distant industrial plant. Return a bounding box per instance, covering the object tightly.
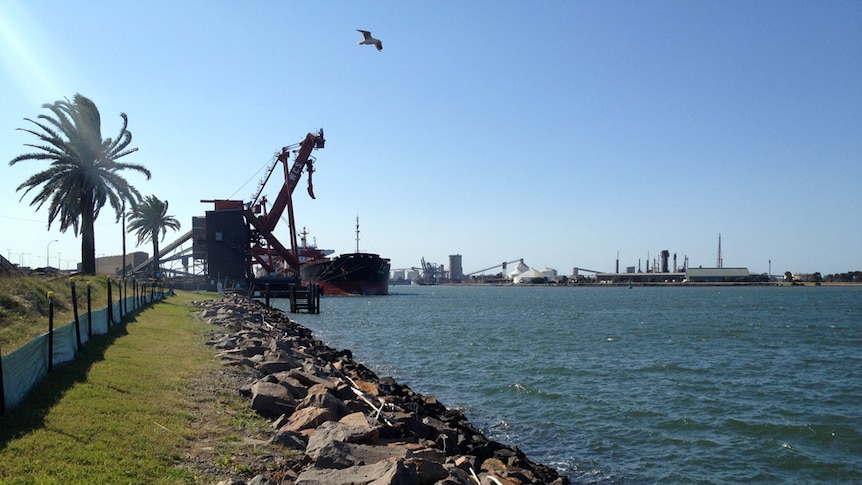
[391,235,773,285]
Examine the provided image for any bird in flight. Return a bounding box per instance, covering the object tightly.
[357,29,382,51]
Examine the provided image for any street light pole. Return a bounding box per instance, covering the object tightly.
[47,240,58,267]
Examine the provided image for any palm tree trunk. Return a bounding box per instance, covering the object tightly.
[81,196,97,275]
[152,238,160,279]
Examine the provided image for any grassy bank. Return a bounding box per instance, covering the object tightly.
[0,276,111,355]
[0,290,275,484]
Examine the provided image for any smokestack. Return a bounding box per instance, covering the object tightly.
[661,250,670,273]
[616,251,619,273]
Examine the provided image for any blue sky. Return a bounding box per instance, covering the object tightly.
[2,1,860,276]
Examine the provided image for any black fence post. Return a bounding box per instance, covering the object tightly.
[86,281,92,339]
[123,278,128,315]
[47,291,55,372]
[70,278,81,351]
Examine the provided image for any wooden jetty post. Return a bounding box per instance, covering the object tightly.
[288,284,320,314]
[252,280,320,314]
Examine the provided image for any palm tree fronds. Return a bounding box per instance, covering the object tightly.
[9,94,146,274]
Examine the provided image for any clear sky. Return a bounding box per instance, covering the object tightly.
[2,1,860,276]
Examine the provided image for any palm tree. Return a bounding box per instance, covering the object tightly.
[126,195,181,278]
[9,94,151,274]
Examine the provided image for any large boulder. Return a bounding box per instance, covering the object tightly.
[306,421,382,457]
[295,459,414,485]
[404,457,449,485]
[250,381,297,418]
[279,406,334,432]
[296,389,351,421]
[311,441,410,469]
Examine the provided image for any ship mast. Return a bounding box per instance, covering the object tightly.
[355,216,360,253]
[300,227,309,248]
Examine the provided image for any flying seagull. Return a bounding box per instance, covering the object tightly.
[357,29,382,51]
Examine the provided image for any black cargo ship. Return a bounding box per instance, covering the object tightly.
[297,219,390,296]
[300,252,390,296]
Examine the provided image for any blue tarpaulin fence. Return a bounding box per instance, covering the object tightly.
[1,286,170,413]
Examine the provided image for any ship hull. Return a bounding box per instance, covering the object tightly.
[300,252,390,296]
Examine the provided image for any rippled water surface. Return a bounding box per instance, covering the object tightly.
[278,285,862,484]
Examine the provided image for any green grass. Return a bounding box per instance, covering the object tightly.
[0,290,238,484]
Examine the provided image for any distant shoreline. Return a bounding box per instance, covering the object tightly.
[405,281,862,288]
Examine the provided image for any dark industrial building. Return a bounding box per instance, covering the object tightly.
[202,208,248,284]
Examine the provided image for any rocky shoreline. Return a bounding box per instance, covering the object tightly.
[194,295,570,485]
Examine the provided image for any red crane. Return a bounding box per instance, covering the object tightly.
[246,129,325,274]
[204,129,325,278]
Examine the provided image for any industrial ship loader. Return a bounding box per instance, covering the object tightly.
[201,129,389,298]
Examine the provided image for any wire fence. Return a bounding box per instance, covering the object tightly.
[0,278,173,413]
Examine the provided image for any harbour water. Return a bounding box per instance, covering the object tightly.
[277,285,862,484]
